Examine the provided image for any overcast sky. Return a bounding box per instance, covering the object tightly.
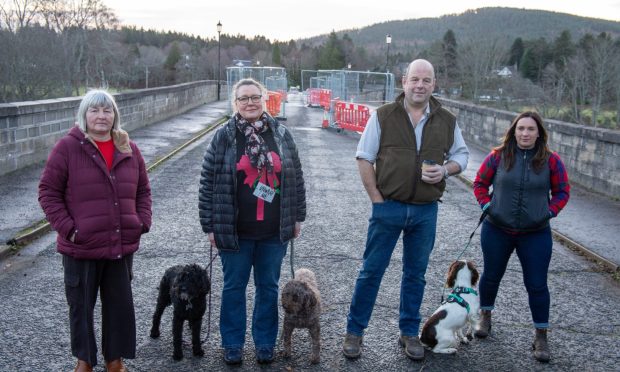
[104,0,620,41]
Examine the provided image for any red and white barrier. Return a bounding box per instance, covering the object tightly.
[333,101,371,133]
[306,88,331,109]
[266,91,283,117]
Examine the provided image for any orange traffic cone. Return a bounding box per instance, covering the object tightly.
[322,109,329,128]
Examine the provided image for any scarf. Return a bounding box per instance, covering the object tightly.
[235,112,274,174]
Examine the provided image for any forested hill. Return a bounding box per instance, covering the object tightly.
[304,7,620,49]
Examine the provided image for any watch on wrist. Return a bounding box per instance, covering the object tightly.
[443,165,450,179]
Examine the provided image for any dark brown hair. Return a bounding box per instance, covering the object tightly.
[494,111,551,172]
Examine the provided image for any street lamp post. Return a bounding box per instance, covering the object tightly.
[217,21,222,101]
[385,34,392,72]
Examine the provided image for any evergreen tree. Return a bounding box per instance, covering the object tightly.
[317,31,345,69]
[507,37,524,70]
[519,38,551,82]
[552,30,574,71]
[164,42,181,70]
[272,43,281,66]
[442,29,458,79]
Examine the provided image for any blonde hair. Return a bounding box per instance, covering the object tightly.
[76,89,120,133]
[230,78,267,113]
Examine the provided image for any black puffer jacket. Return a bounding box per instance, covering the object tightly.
[198,114,306,251]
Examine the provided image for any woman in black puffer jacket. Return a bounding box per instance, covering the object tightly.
[199,78,306,365]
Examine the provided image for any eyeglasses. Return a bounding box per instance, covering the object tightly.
[236,95,262,104]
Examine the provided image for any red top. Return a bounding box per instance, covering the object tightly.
[94,138,114,170]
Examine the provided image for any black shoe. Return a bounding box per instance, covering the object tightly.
[224,348,242,365]
[256,347,274,364]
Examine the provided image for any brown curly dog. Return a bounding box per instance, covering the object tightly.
[281,268,321,364]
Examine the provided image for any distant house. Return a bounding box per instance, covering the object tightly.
[497,66,513,78]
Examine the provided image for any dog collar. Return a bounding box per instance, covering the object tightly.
[452,286,478,296]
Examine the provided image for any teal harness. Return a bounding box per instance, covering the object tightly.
[445,286,478,313]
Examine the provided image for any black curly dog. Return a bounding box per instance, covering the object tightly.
[149,264,211,360]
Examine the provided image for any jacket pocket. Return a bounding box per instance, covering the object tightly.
[121,214,143,244]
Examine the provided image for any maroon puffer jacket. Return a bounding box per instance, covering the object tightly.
[39,126,152,260]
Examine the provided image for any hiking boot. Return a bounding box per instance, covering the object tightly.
[532,328,550,363]
[256,347,274,364]
[223,348,242,365]
[342,333,363,359]
[474,310,492,338]
[398,335,424,361]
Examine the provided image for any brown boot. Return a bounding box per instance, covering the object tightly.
[105,359,128,372]
[74,360,93,372]
[474,310,492,338]
[532,328,550,363]
[342,333,363,359]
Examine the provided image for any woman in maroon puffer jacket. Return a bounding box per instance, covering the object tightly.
[39,90,151,372]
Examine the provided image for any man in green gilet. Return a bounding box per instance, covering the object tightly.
[342,59,469,361]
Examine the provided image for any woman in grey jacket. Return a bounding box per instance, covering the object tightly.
[199,78,306,365]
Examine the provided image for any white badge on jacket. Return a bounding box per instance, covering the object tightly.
[254,182,276,203]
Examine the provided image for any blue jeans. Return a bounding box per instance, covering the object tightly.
[347,200,437,337]
[219,236,287,349]
[479,221,552,328]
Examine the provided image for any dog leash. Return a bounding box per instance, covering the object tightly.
[201,243,218,345]
[440,210,487,303]
[289,239,295,279]
[454,210,487,262]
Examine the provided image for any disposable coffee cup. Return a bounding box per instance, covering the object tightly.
[422,160,436,170]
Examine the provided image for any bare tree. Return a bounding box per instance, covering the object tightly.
[458,37,508,102]
[0,0,42,31]
[563,50,588,124]
[33,0,118,95]
[38,0,116,31]
[587,33,617,127]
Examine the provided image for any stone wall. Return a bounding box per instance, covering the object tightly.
[0,81,218,176]
[439,98,620,199]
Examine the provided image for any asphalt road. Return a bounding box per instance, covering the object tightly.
[1,94,619,371]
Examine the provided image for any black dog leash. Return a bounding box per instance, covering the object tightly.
[289,239,295,279]
[201,243,218,345]
[440,210,487,303]
[454,210,487,262]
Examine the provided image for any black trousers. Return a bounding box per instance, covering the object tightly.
[62,254,135,366]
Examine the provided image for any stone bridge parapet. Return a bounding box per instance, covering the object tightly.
[439,98,620,199]
[0,81,219,176]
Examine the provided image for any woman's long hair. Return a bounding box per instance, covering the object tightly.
[493,111,551,173]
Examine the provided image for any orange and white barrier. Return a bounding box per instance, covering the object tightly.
[333,101,370,133]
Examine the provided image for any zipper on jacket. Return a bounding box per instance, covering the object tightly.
[411,107,435,201]
[273,124,286,243]
[517,150,527,228]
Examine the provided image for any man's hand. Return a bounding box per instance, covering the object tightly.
[421,164,445,184]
